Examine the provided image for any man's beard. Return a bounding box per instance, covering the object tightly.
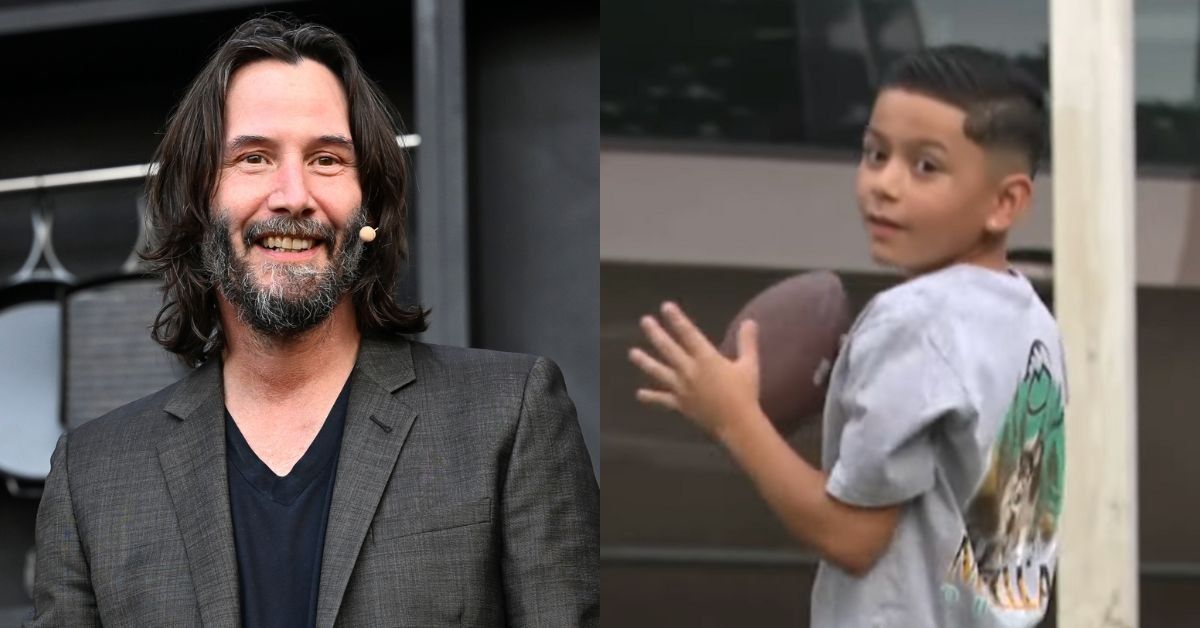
[201,209,367,339]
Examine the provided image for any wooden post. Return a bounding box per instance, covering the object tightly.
[1051,0,1140,626]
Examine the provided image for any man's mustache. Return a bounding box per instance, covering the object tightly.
[240,215,339,249]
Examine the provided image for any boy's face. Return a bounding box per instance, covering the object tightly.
[856,88,1013,275]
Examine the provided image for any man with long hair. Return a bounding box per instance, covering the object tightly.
[29,16,598,627]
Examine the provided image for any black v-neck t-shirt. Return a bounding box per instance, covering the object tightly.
[226,379,351,628]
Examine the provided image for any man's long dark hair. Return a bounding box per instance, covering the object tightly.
[142,15,427,367]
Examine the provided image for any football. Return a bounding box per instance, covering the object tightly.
[718,271,853,435]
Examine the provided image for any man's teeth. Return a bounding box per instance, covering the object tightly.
[262,236,315,251]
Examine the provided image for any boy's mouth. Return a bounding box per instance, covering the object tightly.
[865,214,904,230]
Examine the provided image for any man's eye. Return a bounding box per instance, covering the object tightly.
[315,155,338,167]
[242,154,265,165]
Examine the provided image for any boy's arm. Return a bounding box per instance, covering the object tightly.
[718,404,902,576]
[629,302,902,575]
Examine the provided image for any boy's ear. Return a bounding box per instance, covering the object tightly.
[986,172,1033,234]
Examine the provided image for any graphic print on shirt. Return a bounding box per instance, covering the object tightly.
[943,340,1065,618]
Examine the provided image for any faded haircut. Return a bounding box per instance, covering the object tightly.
[880,45,1047,177]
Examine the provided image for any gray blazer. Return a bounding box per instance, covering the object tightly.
[28,337,599,627]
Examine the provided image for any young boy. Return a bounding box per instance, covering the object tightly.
[629,46,1066,627]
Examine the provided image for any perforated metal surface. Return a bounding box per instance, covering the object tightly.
[64,279,189,430]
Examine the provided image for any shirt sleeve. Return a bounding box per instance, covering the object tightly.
[826,311,973,508]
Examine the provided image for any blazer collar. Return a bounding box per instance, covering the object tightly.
[156,335,420,628]
[161,335,416,419]
[316,335,420,627]
[157,358,240,627]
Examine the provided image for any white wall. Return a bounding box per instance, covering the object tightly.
[601,147,1200,288]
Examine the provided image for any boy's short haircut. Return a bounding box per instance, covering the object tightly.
[880,45,1047,177]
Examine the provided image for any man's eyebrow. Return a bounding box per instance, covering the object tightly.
[314,134,355,150]
[225,134,272,154]
[224,134,355,154]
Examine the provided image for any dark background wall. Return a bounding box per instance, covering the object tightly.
[468,2,600,475]
[0,2,415,180]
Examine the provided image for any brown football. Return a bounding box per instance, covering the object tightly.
[719,271,852,435]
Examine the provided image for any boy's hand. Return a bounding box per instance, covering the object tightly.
[629,301,764,440]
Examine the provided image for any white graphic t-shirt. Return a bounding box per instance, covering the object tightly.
[810,264,1067,628]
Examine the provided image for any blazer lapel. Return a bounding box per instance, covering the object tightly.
[315,337,419,628]
[157,359,241,628]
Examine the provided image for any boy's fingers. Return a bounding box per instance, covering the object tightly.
[737,319,759,364]
[636,388,680,412]
[640,315,688,367]
[628,347,680,391]
[661,302,714,356]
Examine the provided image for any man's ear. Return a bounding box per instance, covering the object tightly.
[986,172,1033,235]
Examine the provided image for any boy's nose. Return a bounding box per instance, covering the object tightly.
[869,161,903,201]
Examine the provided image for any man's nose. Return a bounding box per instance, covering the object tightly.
[268,158,312,216]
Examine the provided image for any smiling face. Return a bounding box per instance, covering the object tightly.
[855,88,1027,275]
[203,57,367,337]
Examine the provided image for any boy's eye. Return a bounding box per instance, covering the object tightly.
[862,147,887,165]
[915,158,940,174]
